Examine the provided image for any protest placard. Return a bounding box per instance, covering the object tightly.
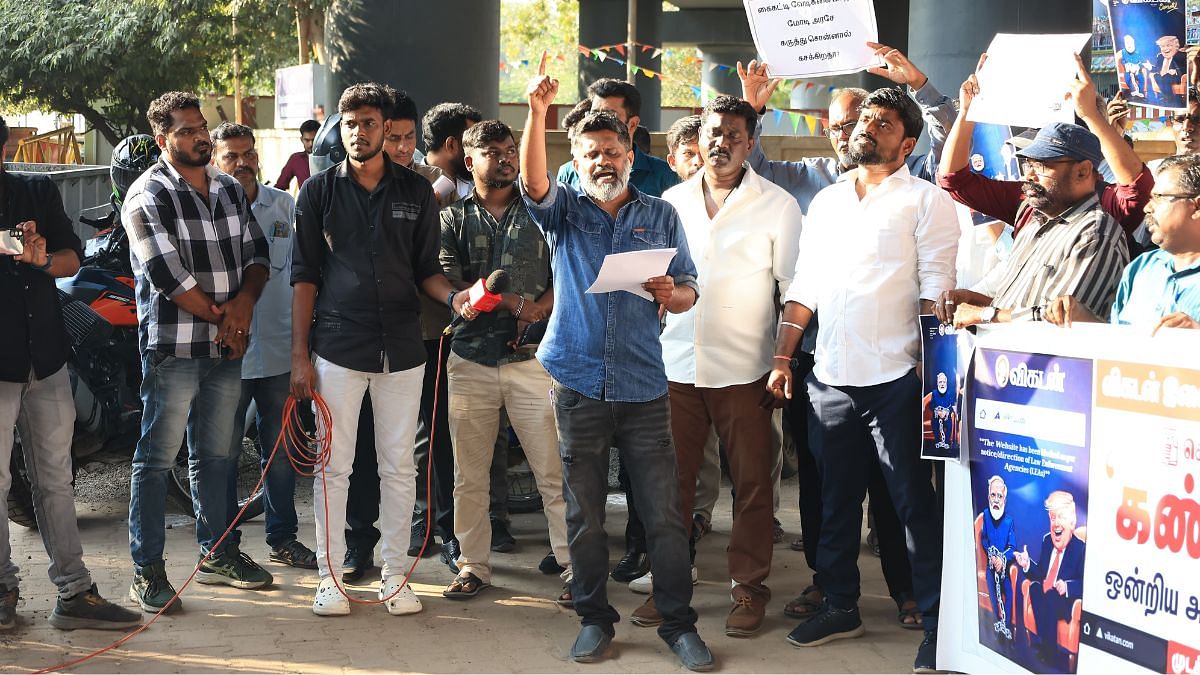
[966,33,1091,129]
[920,316,973,461]
[1110,0,1188,111]
[741,0,881,78]
[937,323,1200,675]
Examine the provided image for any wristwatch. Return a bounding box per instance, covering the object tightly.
[35,252,54,272]
[980,306,997,323]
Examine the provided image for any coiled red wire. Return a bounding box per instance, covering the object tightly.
[33,334,445,673]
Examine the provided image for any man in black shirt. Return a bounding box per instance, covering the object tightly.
[0,116,142,631]
[291,83,463,617]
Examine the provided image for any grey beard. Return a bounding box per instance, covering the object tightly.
[580,164,632,203]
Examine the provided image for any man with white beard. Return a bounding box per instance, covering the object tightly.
[518,58,712,671]
[979,476,1015,641]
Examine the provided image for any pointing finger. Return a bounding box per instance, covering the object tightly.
[538,50,548,76]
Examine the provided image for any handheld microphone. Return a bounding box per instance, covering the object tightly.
[444,269,510,335]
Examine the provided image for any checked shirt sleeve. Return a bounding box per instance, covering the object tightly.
[122,185,199,299]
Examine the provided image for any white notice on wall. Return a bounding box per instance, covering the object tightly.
[966,33,1091,129]
[742,0,882,78]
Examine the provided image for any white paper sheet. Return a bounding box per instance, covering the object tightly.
[742,0,882,79]
[585,248,678,302]
[966,33,1092,129]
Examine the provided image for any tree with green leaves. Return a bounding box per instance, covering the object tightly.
[0,0,297,146]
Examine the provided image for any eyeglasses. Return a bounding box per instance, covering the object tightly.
[825,122,855,139]
[1019,158,1079,177]
[1149,192,1198,204]
[1171,114,1200,129]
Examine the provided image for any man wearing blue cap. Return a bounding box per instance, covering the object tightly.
[934,54,1132,328]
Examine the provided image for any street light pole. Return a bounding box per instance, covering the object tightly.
[626,0,637,82]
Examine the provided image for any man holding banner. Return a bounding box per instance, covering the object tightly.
[935,55,1131,329]
[765,86,959,673]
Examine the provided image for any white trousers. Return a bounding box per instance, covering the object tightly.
[312,355,423,579]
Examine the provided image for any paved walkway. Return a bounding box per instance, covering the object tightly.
[3,481,917,673]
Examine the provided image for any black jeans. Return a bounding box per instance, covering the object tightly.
[805,370,941,630]
[553,383,697,644]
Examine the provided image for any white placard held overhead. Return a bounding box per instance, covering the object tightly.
[966,33,1091,129]
[585,249,678,302]
[742,0,882,79]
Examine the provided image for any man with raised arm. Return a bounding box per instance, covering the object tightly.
[518,56,713,672]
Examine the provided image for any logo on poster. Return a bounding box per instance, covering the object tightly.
[995,354,1010,388]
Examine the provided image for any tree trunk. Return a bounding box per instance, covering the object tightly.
[309,9,326,64]
[296,8,310,65]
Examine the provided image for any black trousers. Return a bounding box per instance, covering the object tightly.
[783,352,916,604]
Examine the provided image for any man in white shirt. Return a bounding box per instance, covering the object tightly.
[765,87,958,673]
[646,96,802,639]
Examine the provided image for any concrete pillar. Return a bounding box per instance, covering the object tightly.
[325,0,501,129]
[908,0,1090,103]
[697,45,758,101]
[578,0,663,129]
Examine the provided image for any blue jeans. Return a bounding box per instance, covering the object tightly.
[806,369,942,631]
[129,353,244,568]
[230,372,305,549]
[552,382,697,644]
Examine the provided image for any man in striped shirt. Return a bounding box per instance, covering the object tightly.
[934,121,1129,327]
[1044,154,1200,332]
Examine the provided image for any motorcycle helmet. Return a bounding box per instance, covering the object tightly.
[309,113,345,176]
[110,135,161,210]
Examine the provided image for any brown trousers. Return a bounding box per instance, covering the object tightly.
[669,375,774,601]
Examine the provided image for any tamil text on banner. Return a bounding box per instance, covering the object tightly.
[966,33,1092,129]
[741,0,881,78]
[1109,0,1188,111]
[937,323,1200,675]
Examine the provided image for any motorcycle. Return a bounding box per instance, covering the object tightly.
[6,205,264,528]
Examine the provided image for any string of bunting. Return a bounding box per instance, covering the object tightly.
[498,40,840,134]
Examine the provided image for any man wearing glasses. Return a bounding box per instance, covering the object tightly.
[1043,154,1200,332]
[933,55,1132,328]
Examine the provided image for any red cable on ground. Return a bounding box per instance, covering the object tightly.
[32,334,446,673]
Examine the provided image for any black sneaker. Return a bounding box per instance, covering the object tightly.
[269,540,319,570]
[408,521,428,557]
[490,519,516,553]
[0,584,18,630]
[785,604,865,647]
[913,630,940,673]
[343,545,373,583]
[538,551,565,575]
[610,548,649,582]
[49,584,142,631]
[196,547,273,589]
[129,562,182,614]
[441,538,461,573]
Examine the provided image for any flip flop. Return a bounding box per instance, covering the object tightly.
[442,572,490,599]
[898,598,924,630]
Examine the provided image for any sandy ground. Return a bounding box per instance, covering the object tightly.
[3,462,919,674]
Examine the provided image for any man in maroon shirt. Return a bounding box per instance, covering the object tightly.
[274,119,319,191]
[938,54,1151,238]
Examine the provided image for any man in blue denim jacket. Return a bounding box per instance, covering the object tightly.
[518,60,713,672]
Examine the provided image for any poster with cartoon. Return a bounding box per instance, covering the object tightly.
[1109,0,1188,110]
[968,348,1093,673]
[920,315,972,460]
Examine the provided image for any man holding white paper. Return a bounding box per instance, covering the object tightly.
[518,57,712,671]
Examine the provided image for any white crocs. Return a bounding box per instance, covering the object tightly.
[380,577,422,616]
[313,577,350,616]
[629,566,698,594]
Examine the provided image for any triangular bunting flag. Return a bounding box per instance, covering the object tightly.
[614,44,626,57]
[641,44,652,53]
[610,56,625,65]
[578,45,591,56]
[805,82,815,90]
[691,86,703,98]
[708,62,719,72]
[790,112,802,134]
[520,59,529,66]
[630,65,641,75]
[805,115,818,135]
[652,48,662,59]
[773,109,784,126]
[596,52,607,62]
